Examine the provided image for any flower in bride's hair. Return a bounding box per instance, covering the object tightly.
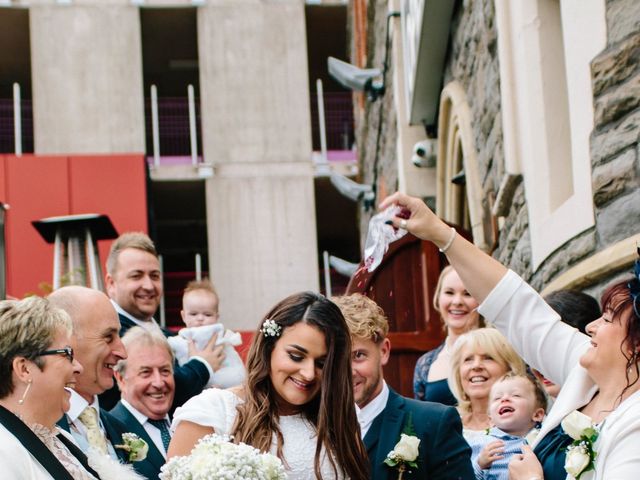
[260,319,282,338]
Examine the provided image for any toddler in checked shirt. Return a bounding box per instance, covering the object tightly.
[471,372,547,480]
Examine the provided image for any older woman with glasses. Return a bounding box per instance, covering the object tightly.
[0,297,142,480]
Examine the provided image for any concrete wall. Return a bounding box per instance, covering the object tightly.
[30,3,145,154]
[198,0,319,329]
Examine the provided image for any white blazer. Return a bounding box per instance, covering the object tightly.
[479,270,640,480]
[0,423,54,479]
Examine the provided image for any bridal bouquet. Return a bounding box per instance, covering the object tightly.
[160,433,287,480]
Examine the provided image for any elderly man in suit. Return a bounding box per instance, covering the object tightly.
[100,231,225,411]
[333,294,474,480]
[48,287,130,463]
[112,327,175,479]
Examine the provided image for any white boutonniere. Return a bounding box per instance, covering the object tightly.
[115,433,149,462]
[561,411,600,479]
[384,415,420,480]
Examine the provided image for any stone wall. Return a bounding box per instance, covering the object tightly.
[353,0,639,296]
[350,0,399,247]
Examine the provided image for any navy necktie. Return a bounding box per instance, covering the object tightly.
[148,418,171,451]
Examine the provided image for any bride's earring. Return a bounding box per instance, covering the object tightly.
[18,379,32,405]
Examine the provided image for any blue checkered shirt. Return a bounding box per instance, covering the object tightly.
[470,427,527,480]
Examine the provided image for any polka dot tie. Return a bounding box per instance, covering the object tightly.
[148,418,171,451]
[78,406,108,454]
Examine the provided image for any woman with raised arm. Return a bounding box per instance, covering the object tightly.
[414,266,482,405]
[168,291,368,480]
[381,192,640,480]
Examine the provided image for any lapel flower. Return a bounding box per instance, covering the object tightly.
[561,411,600,479]
[384,414,420,480]
[115,432,149,462]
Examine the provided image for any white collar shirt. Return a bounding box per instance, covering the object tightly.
[120,399,170,457]
[355,381,389,439]
[67,390,118,459]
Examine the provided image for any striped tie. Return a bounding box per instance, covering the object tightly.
[78,406,108,454]
[148,418,171,451]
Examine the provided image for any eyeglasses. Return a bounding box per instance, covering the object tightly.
[37,347,74,363]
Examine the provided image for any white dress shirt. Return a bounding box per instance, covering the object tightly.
[120,399,170,457]
[66,390,118,459]
[355,381,389,438]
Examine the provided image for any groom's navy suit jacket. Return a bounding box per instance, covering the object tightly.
[110,401,167,480]
[364,388,474,480]
[99,312,210,412]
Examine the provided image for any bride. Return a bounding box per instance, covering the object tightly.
[167,291,368,480]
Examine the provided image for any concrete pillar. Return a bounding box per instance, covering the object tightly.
[30,3,145,154]
[198,0,319,329]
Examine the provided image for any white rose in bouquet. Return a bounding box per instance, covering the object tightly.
[564,444,591,479]
[561,410,593,440]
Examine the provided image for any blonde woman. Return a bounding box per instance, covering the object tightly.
[414,266,482,405]
[449,328,526,441]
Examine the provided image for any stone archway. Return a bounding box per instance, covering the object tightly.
[436,81,490,251]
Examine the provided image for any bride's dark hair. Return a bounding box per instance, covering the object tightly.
[232,291,368,480]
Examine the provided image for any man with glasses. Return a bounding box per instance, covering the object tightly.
[48,286,130,462]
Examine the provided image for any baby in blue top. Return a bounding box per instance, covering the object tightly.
[471,372,547,480]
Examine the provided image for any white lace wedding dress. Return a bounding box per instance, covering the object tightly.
[172,388,347,479]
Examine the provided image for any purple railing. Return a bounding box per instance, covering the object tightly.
[0,99,34,154]
[0,93,354,161]
[144,96,202,163]
[310,91,354,151]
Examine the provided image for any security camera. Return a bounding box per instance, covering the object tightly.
[411,139,437,168]
[328,57,384,100]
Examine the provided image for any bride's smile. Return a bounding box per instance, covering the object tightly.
[269,322,326,414]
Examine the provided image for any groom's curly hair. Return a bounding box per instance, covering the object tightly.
[232,292,369,480]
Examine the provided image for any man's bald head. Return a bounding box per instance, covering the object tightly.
[48,287,127,400]
[48,286,105,334]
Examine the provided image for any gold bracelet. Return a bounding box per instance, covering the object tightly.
[438,227,457,253]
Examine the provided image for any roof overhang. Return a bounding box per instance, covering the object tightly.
[401,0,455,127]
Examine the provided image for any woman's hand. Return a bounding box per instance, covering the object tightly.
[478,440,505,469]
[508,444,544,480]
[379,192,452,247]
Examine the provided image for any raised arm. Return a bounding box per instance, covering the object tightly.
[381,192,589,383]
[380,192,507,303]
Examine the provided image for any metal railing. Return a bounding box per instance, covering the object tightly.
[310,90,354,152]
[0,89,34,155]
[145,84,203,166]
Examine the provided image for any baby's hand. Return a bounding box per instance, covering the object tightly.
[478,440,505,469]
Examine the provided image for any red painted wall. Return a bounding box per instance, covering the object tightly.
[1,154,147,298]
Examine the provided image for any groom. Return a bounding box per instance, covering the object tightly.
[334,294,474,480]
